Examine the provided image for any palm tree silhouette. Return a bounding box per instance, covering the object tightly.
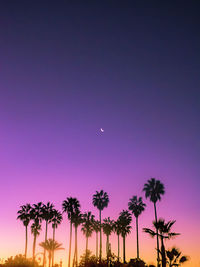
[113,218,122,262]
[31,222,42,261]
[72,209,83,267]
[102,217,114,262]
[17,203,32,258]
[143,219,180,267]
[92,190,109,262]
[166,247,188,267]
[42,202,54,267]
[39,239,64,267]
[62,197,80,267]
[30,202,43,262]
[143,178,165,266]
[128,196,146,259]
[118,210,132,263]
[81,211,94,264]
[92,220,100,260]
[50,209,63,267]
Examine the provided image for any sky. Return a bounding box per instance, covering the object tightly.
[0,1,200,267]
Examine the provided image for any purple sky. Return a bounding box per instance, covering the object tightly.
[0,2,200,266]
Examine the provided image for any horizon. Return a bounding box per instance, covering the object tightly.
[0,2,200,267]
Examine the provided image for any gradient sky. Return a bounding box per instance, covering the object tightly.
[0,2,200,267]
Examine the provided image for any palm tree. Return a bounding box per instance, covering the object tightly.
[42,202,54,267]
[31,222,42,261]
[72,209,83,267]
[166,247,188,267]
[143,219,180,267]
[92,190,109,262]
[113,219,122,262]
[92,220,100,260]
[30,202,43,261]
[118,210,132,263]
[128,196,146,259]
[17,203,32,258]
[143,178,165,266]
[39,239,64,267]
[102,217,114,262]
[81,212,94,264]
[62,197,80,267]
[51,209,63,267]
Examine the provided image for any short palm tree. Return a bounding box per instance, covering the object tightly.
[92,220,100,260]
[72,209,83,267]
[143,219,180,267]
[102,217,114,262]
[17,203,32,258]
[128,196,146,259]
[113,219,122,262]
[81,212,94,264]
[92,190,109,262]
[42,202,54,267]
[166,247,188,267]
[31,222,42,261]
[143,178,165,266]
[51,209,63,267]
[118,210,132,263]
[39,239,64,267]
[62,197,80,267]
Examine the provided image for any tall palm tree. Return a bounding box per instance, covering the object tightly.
[143,219,180,267]
[102,217,114,262]
[42,202,54,267]
[62,197,80,267]
[17,203,32,258]
[81,212,94,264]
[143,178,165,266]
[113,219,122,262]
[51,209,63,267]
[128,196,146,259]
[39,239,64,267]
[118,210,132,263]
[92,190,109,262]
[31,222,42,261]
[30,202,43,261]
[166,247,188,267]
[92,220,100,260]
[72,209,83,267]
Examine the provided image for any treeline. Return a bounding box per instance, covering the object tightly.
[17,178,188,267]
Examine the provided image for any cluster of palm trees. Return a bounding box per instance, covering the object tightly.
[17,202,63,267]
[17,178,187,267]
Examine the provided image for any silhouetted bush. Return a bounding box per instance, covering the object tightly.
[4,255,39,267]
[128,258,147,267]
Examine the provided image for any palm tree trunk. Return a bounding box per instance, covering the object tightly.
[106,235,109,263]
[123,236,126,263]
[85,236,88,266]
[99,210,102,262]
[49,253,51,267]
[75,226,78,267]
[161,237,166,267]
[25,225,28,258]
[154,202,160,267]
[117,234,120,262]
[43,221,48,267]
[33,234,36,262]
[52,227,55,267]
[136,217,139,259]
[96,231,98,260]
[68,222,72,267]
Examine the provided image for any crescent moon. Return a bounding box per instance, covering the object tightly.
[100,128,104,132]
